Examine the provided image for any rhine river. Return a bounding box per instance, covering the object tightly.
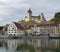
[0,38,60,52]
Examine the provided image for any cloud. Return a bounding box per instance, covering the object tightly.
[0,18,3,21]
[0,0,29,25]
[28,0,60,20]
[0,0,60,25]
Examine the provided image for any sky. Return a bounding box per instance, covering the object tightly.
[0,0,60,26]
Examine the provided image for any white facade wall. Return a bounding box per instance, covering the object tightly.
[7,23,17,36]
[7,22,24,36]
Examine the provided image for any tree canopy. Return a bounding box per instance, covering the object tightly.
[50,12,60,22]
[54,12,60,18]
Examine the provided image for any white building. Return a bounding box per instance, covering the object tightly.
[7,22,24,36]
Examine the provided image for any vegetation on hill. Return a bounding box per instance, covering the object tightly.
[51,12,60,22]
[18,20,35,25]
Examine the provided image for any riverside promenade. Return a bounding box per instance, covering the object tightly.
[0,34,60,39]
[0,34,49,39]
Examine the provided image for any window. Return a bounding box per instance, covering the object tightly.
[12,28,14,29]
[12,32,13,33]
[9,32,10,33]
[13,34,15,36]
[10,25,12,27]
[14,32,16,33]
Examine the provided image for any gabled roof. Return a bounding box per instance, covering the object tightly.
[13,22,24,30]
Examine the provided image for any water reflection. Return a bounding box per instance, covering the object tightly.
[0,39,60,52]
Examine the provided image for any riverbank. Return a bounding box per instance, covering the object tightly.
[0,35,60,39]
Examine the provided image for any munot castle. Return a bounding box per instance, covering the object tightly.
[25,9,46,23]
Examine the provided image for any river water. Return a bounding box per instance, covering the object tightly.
[0,39,60,52]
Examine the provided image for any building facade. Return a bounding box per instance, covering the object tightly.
[7,22,24,36]
[25,9,46,23]
[31,21,60,36]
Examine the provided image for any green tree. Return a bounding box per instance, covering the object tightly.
[50,12,60,22]
[55,12,60,18]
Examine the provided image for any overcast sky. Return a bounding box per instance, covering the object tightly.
[0,0,60,26]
